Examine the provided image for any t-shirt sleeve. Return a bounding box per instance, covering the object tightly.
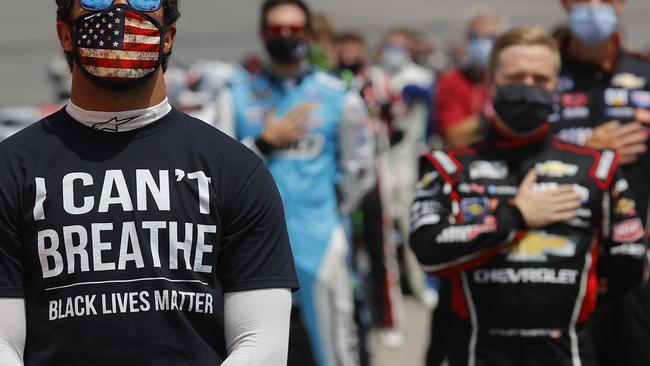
[0,153,24,298]
[218,162,299,293]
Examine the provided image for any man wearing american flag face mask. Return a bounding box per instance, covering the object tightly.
[0,1,300,365]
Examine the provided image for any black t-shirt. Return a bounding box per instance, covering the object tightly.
[0,108,299,365]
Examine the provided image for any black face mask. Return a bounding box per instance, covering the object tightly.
[493,84,555,134]
[264,37,308,65]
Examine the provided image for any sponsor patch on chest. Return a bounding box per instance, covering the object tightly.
[612,73,647,89]
[469,160,508,180]
[612,218,644,243]
[506,231,577,262]
[535,161,578,177]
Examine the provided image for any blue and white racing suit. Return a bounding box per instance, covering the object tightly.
[215,67,375,366]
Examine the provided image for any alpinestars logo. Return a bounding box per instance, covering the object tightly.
[92,115,142,132]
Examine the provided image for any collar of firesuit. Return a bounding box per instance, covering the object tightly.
[474,113,552,160]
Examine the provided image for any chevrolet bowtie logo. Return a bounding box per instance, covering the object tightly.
[534,161,578,178]
[507,231,577,262]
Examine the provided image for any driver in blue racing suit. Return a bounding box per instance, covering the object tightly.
[213,1,375,365]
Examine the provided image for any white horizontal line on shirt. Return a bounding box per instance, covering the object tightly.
[45,277,209,291]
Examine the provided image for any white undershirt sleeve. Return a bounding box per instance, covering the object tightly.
[0,299,26,366]
[221,288,292,366]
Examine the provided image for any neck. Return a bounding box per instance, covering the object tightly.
[567,34,616,71]
[269,59,307,78]
[70,67,167,112]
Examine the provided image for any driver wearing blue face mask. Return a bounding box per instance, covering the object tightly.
[553,1,650,365]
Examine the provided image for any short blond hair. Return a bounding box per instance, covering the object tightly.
[489,26,561,76]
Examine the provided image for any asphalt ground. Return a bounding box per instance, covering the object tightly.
[1,0,649,106]
[372,296,432,366]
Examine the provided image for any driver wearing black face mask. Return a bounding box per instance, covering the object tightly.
[410,27,647,366]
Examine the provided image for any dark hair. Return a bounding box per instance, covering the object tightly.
[55,0,180,71]
[259,0,312,33]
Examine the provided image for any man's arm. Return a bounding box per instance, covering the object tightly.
[337,92,376,214]
[584,121,648,165]
[409,153,526,275]
[221,289,291,366]
[0,299,25,366]
[600,170,649,300]
[410,154,583,275]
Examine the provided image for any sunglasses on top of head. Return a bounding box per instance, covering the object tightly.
[68,0,163,13]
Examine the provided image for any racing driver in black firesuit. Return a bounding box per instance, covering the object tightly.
[410,27,648,366]
[553,1,650,365]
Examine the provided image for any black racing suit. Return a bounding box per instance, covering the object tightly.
[410,129,647,366]
[552,41,650,366]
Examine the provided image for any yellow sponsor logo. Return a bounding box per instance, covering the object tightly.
[507,232,576,262]
[466,203,485,216]
[612,73,647,89]
[615,198,636,216]
[534,161,578,177]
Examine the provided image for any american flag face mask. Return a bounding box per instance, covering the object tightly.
[70,3,165,91]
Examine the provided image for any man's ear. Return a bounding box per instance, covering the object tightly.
[163,23,177,54]
[56,20,74,52]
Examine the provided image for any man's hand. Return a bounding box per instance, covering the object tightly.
[261,104,316,148]
[585,121,648,165]
[513,170,582,228]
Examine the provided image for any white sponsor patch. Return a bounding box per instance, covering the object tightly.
[610,243,646,257]
[411,215,441,231]
[533,183,589,203]
[568,218,591,229]
[473,268,579,284]
[557,127,593,146]
[558,76,575,91]
[488,328,563,339]
[443,183,453,195]
[612,218,644,243]
[612,73,647,89]
[615,179,629,195]
[487,185,518,196]
[604,88,629,106]
[595,150,616,181]
[411,200,443,230]
[458,183,486,194]
[630,90,650,108]
[535,161,578,178]
[469,160,508,180]
[605,107,636,119]
[562,107,590,120]
[435,216,496,243]
[432,151,457,175]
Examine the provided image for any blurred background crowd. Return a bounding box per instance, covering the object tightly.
[1,1,650,365]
